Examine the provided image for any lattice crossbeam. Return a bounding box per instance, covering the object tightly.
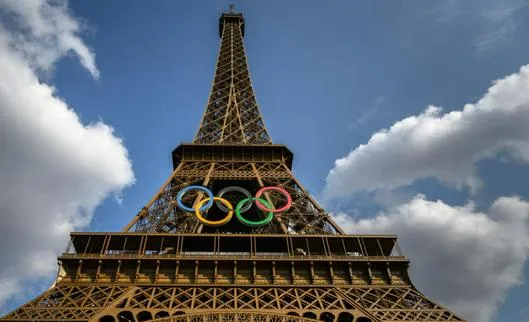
[123,160,339,234]
[194,15,271,144]
[2,285,463,321]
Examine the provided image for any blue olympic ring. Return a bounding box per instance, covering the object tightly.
[176,185,214,212]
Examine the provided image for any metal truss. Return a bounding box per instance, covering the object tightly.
[193,13,271,144]
[150,312,319,321]
[123,159,343,235]
[2,285,462,322]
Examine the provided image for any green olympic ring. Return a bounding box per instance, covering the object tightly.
[236,197,274,227]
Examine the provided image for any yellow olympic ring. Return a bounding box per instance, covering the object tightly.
[195,197,233,226]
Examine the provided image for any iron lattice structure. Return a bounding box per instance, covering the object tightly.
[1,9,466,322]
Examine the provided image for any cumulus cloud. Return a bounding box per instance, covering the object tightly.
[0,0,133,310]
[0,0,99,78]
[324,64,529,199]
[333,195,529,322]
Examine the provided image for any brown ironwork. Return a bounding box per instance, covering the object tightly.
[1,7,466,322]
[194,11,271,145]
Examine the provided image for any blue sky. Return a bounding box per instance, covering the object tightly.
[1,1,529,321]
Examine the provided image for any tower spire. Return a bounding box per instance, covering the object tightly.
[194,10,272,144]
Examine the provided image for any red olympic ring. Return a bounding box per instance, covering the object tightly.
[255,186,292,213]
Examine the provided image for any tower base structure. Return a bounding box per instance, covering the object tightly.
[2,232,463,322]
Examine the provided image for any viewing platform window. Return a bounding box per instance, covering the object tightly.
[63,233,403,259]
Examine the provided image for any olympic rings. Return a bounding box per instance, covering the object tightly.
[195,197,233,226]
[255,186,292,213]
[236,197,274,227]
[176,185,292,226]
[216,186,252,213]
[177,185,214,212]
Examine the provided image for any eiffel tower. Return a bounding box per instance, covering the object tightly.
[1,8,466,322]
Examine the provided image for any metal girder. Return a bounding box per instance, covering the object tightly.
[122,159,340,235]
[2,285,463,322]
[194,13,271,144]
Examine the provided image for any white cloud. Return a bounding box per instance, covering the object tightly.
[324,64,529,199]
[1,0,99,78]
[0,0,133,310]
[348,96,385,130]
[476,9,518,53]
[482,0,529,24]
[433,0,528,53]
[333,195,529,322]
[474,0,528,53]
[325,63,529,320]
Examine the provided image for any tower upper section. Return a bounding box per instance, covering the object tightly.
[193,10,272,144]
[219,12,244,38]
